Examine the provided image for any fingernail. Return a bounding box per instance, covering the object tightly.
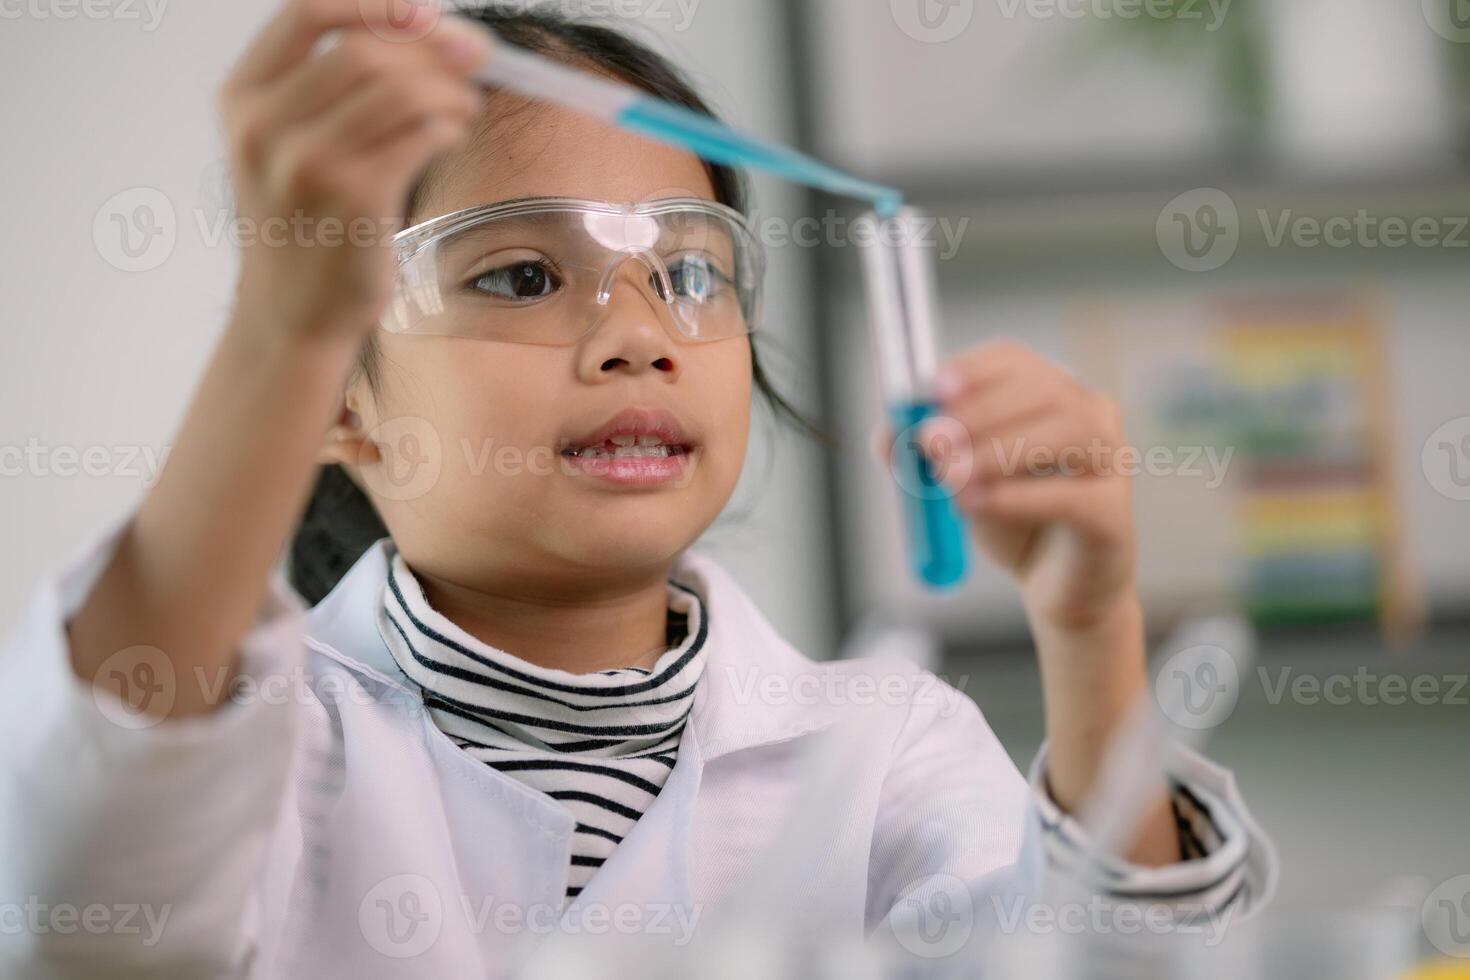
[933,368,963,402]
[381,1,439,39]
[917,422,960,466]
[915,421,940,456]
[439,19,492,69]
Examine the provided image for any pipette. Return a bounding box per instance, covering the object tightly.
[858,208,970,589]
[470,22,904,215]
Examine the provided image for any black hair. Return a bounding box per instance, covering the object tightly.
[288,2,828,605]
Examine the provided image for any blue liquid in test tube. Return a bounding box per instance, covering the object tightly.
[859,209,970,589]
[886,398,970,588]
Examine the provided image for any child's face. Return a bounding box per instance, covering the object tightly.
[343,100,753,589]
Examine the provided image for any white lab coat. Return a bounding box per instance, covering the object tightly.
[0,511,1277,978]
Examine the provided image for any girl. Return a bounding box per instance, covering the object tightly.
[1,2,1274,976]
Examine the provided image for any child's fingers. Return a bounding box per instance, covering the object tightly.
[918,412,1106,491]
[925,360,1124,490]
[929,390,1058,470]
[226,0,435,94]
[957,472,1128,545]
[257,17,490,132]
[265,82,472,215]
[312,71,480,157]
[238,27,483,211]
[934,383,1056,452]
[933,337,1045,400]
[357,114,473,190]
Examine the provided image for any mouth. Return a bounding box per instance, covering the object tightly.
[559,437,693,461]
[559,407,696,486]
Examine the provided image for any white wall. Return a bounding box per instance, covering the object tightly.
[0,1,837,659]
[0,2,271,629]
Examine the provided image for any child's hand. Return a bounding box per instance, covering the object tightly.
[217,0,489,343]
[884,340,1177,858]
[899,338,1138,634]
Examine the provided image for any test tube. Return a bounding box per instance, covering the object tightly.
[858,207,970,589]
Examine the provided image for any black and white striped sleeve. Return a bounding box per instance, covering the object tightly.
[1027,742,1278,920]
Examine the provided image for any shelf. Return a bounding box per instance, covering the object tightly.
[806,160,1470,275]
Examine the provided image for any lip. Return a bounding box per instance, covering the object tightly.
[559,407,696,488]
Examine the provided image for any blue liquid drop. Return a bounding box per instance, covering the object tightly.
[874,193,904,219]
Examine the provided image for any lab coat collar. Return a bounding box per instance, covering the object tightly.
[301,540,844,765]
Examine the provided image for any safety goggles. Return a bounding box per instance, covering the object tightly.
[380,197,765,345]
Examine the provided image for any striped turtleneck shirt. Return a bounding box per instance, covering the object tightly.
[374,547,708,900]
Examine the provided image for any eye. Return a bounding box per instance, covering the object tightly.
[665,254,732,304]
[468,260,561,301]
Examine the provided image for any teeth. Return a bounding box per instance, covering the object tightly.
[572,445,675,459]
[606,434,667,448]
[566,431,684,459]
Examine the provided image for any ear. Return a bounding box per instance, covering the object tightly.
[318,400,382,468]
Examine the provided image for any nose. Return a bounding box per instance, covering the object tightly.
[576,258,681,381]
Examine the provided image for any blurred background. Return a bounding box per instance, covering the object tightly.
[1,0,1467,934]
